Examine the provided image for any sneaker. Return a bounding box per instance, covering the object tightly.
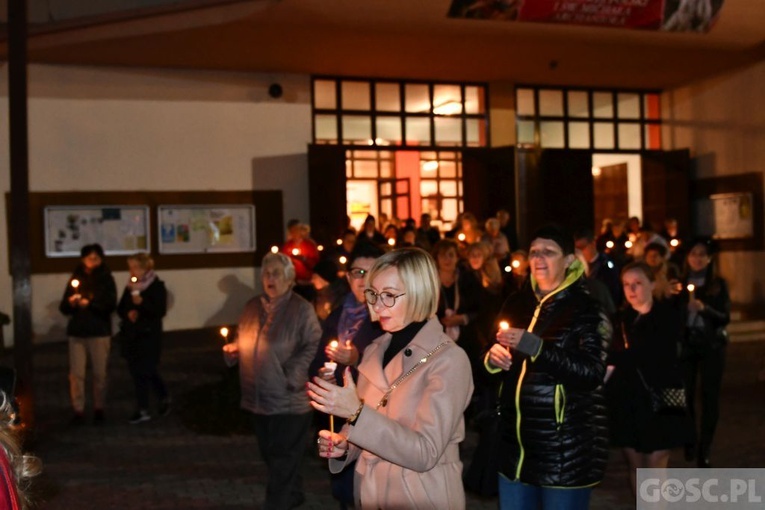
[129,410,151,424]
[158,399,171,417]
[93,409,105,425]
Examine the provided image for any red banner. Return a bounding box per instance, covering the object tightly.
[518,0,663,29]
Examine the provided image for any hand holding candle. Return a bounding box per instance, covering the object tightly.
[496,320,524,350]
[130,276,141,297]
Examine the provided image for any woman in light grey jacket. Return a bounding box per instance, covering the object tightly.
[223,252,321,510]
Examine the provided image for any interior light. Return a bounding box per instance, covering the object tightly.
[433,101,462,115]
[421,161,439,172]
[591,166,602,177]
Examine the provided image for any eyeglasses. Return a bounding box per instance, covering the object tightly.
[529,248,563,259]
[364,289,406,308]
[348,268,368,280]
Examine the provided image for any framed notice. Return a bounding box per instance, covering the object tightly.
[695,192,754,240]
[45,206,150,258]
[158,205,256,254]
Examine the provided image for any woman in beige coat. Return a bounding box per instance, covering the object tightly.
[308,247,474,509]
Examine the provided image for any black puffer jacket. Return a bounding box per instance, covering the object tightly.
[59,264,118,338]
[493,261,611,487]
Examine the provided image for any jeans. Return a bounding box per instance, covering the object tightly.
[127,357,168,410]
[68,336,111,413]
[498,474,593,510]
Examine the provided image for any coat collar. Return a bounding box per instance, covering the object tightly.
[358,317,446,393]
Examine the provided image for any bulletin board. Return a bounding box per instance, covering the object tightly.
[158,205,256,254]
[44,205,150,257]
[695,193,754,240]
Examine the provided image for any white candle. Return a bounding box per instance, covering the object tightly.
[220,327,229,343]
[687,284,695,299]
[71,279,81,299]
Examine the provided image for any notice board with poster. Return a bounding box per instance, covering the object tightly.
[695,193,754,240]
[44,206,150,257]
[158,205,256,254]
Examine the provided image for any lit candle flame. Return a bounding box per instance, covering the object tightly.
[606,241,614,249]
[71,279,80,289]
[336,239,342,245]
[329,340,339,349]
[270,246,279,254]
[318,245,324,252]
[625,241,633,249]
[504,266,511,273]
[220,327,229,339]
[499,321,510,331]
[387,238,396,246]
[687,284,695,293]
[130,276,138,283]
[512,260,521,269]
[291,248,300,256]
[457,233,466,242]
[339,256,347,265]
[670,239,680,247]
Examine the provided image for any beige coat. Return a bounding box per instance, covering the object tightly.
[329,317,473,509]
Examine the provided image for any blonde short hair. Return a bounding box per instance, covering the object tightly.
[261,252,296,283]
[127,252,155,271]
[366,248,439,322]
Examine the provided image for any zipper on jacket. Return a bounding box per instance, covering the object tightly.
[554,384,566,428]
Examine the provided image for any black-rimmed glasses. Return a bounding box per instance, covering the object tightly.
[364,289,406,308]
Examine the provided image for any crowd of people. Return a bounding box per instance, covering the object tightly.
[42,209,730,509]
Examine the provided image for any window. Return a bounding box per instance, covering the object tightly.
[515,86,662,150]
[313,77,489,148]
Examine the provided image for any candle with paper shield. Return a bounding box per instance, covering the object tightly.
[325,340,340,434]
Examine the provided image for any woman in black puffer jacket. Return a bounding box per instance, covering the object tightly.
[486,225,611,509]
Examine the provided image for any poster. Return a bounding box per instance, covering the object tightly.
[45,206,149,258]
[158,205,256,254]
[447,0,724,32]
[694,192,754,240]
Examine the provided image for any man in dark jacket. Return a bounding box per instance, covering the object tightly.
[486,225,611,508]
[575,228,623,308]
[59,244,117,424]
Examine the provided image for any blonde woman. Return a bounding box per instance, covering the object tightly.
[117,253,169,424]
[309,248,474,509]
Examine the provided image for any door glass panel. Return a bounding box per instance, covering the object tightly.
[405,117,431,145]
[420,180,438,196]
[465,119,485,147]
[568,121,590,149]
[380,182,392,196]
[379,161,393,178]
[315,114,338,142]
[539,89,564,117]
[440,181,457,196]
[405,84,430,113]
[617,93,640,119]
[376,117,402,146]
[341,81,370,111]
[593,122,615,149]
[568,91,589,118]
[592,92,614,118]
[516,88,535,116]
[644,123,662,150]
[342,115,371,144]
[517,120,535,145]
[465,86,485,114]
[313,80,336,110]
[375,83,401,112]
[442,199,459,224]
[435,117,462,146]
[433,85,462,114]
[345,160,352,178]
[540,121,565,148]
[354,161,378,178]
[618,123,641,149]
[439,161,457,178]
[380,199,393,219]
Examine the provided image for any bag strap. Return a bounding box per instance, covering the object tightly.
[376,340,449,409]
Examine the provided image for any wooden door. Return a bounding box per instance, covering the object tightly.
[461,146,516,228]
[308,144,346,246]
[641,149,691,233]
[593,163,629,233]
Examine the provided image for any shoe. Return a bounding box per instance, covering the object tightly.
[697,443,711,468]
[129,410,151,424]
[158,398,171,417]
[93,409,105,425]
[70,412,85,426]
[684,443,695,462]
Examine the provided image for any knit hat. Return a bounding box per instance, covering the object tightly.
[530,224,575,255]
[313,259,339,283]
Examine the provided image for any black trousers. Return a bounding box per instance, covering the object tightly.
[683,344,727,447]
[252,412,312,510]
[127,357,168,411]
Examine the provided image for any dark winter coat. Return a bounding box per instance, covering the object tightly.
[59,264,117,338]
[116,278,167,362]
[681,275,730,354]
[492,260,611,488]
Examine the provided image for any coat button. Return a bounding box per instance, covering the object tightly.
[404,348,412,357]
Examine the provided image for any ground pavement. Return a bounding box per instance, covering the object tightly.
[11,330,765,509]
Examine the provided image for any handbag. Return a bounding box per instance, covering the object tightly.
[636,369,687,415]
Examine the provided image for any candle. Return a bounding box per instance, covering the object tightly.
[457,233,466,242]
[329,339,339,350]
[339,256,347,265]
[499,321,510,331]
[270,245,279,254]
[291,248,300,256]
[317,245,324,252]
[387,238,396,246]
[220,327,229,343]
[130,276,140,296]
[624,240,633,249]
[71,279,81,299]
[336,238,343,246]
[687,284,695,299]
[504,265,511,273]
[606,241,615,250]
[130,276,138,283]
[512,260,521,269]
[670,238,680,248]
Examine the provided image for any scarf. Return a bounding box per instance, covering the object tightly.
[128,270,157,293]
[337,293,368,345]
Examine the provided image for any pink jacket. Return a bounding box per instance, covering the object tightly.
[330,317,474,509]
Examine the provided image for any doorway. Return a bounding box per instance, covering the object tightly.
[591,153,643,234]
